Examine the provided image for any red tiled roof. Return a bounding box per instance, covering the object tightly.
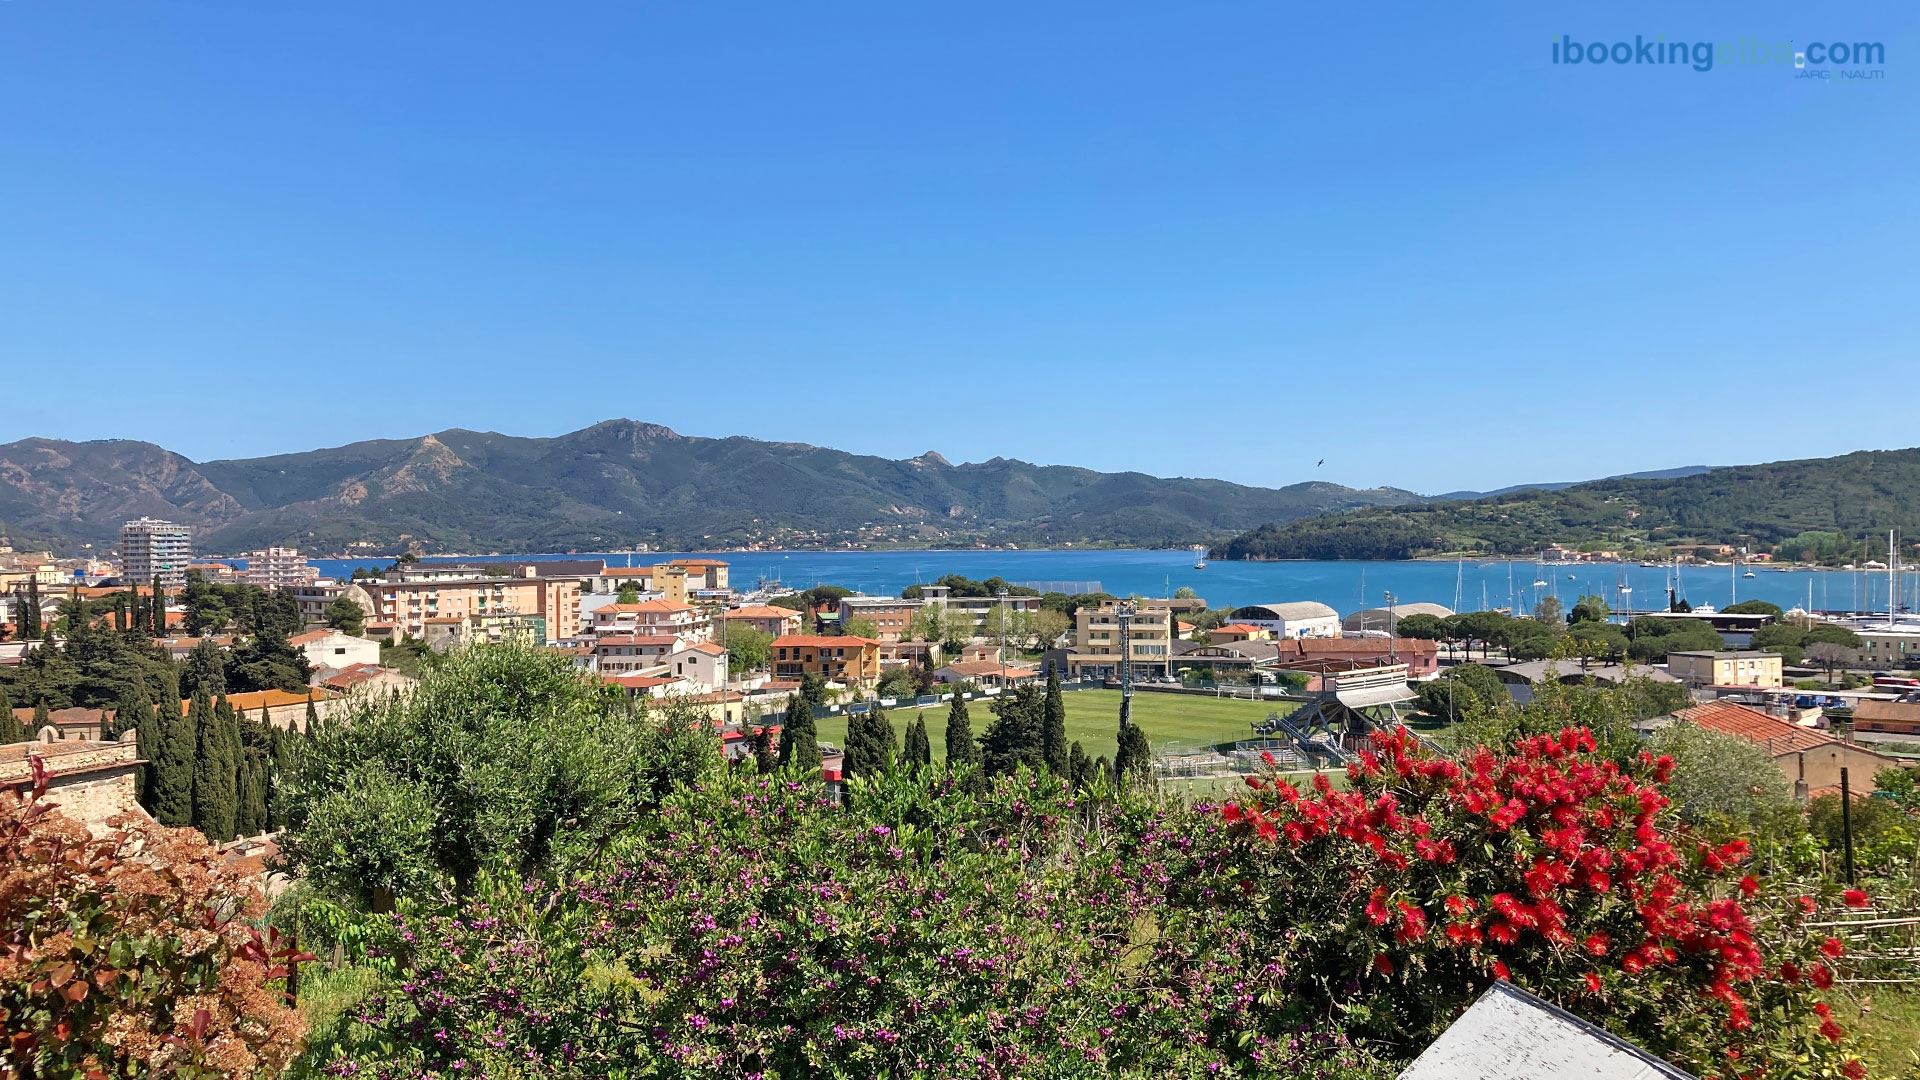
[725,605,802,620]
[670,558,728,567]
[1215,624,1263,634]
[178,689,332,714]
[600,673,680,689]
[1675,700,1835,754]
[288,629,335,646]
[679,641,727,656]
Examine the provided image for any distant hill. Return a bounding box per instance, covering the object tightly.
[0,422,1424,555]
[1215,448,1920,562]
[1433,465,1720,501]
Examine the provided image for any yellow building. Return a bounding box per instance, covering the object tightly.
[1066,603,1174,678]
[1667,650,1783,689]
[771,635,881,686]
[363,573,580,643]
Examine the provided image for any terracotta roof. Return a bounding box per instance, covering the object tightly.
[602,567,655,577]
[288,629,336,646]
[178,689,331,715]
[773,635,880,648]
[1215,624,1263,634]
[725,605,802,620]
[600,673,681,689]
[1674,701,1836,755]
[679,641,728,656]
[1288,637,1438,656]
[319,664,393,690]
[1854,700,1920,726]
[670,558,728,567]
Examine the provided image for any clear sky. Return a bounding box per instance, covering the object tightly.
[2,0,1914,494]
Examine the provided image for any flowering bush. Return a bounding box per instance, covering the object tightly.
[310,769,1394,1079]
[1212,727,1869,1079]
[1,764,306,1077]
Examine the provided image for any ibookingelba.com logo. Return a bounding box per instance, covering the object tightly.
[1551,35,1886,78]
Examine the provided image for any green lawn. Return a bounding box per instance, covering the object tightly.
[814,689,1294,763]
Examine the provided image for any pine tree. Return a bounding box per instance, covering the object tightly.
[943,693,979,772]
[1114,721,1152,790]
[184,638,227,698]
[194,695,239,842]
[902,716,932,774]
[153,692,201,826]
[1041,668,1068,775]
[776,692,821,773]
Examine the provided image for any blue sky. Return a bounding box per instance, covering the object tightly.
[2,0,1913,494]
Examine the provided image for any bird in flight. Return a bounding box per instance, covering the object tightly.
[1316,459,1325,467]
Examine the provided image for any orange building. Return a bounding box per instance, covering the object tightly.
[771,635,881,686]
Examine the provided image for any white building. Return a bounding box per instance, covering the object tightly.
[1225,601,1342,640]
[120,518,192,589]
[666,640,729,691]
[239,547,318,589]
[289,629,380,670]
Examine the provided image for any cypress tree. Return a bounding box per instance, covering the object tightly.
[151,580,166,637]
[776,692,821,773]
[943,693,979,772]
[0,685,17,744]
[1041,668,1068,775]
[21,579,41,640]
[749,723,777,773]
[902,715,932,774]
[1114,720,1152,790]
[304,692,319,734]
[842,705,877,778]
[194,695,239,842]
[135,699,158,805]
[108,683,151,744]
[981,684,1044,776]
[1067,741,1091,791]
[267,721,299,832]
[29,700,50,739]
[153,692,200,826]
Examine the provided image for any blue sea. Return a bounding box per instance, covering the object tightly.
[298,549,1918,618]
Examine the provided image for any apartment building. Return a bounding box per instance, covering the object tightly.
[1854,626,1920,668]
[594,634,681,674]
[589,599,707,641]
[120,517,193,589]
[238,547,319,588]
[669,558,729,592]
[771,634,881,686]
[1065,603,1174,679]
[917,584,1043,638]
[361,569,580,643]
[837,595,922,643]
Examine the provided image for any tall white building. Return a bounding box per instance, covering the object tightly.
[120,518,193,589]
[239,547,318,588]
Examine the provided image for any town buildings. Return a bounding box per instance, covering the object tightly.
[837,595,922,643]
[0,737,144,834]
[1852,699,1920,737]
[289,628,380,670]
[238,547,319,588]
[360,566,581,643]
[1667,650,1784,689]
[120,517,193,589]
[916,584,1042,637]
[722,604,805,637]
[1672,700,1900,797]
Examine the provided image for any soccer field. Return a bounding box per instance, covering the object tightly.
[812,688,1292,763]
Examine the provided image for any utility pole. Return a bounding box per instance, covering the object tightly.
[995,587,1009,690]
[1117,600,1137,732]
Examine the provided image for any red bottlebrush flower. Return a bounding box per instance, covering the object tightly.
[1395,902,1429,944]
[1254,816,1279,844]
[1583,932,1610,957]
[1487,921,1520,946]
[1260,750,1277,768]
[1586,872,1612,894]
[1780,961,1801,984]
[1221,803,1243,823]
[1821,937,1845,959]
[1444,895,1473,916]
[1490,960,1511,981]
[1843,888,1870,908]
[1813,1002,1832,1019]
[1243,775,1265,790]
[1810,964,1834,989]
[1366,887,1392,927]
[1622,953,1647,975]
[1738,875,1758,898]
[1842,1059,1867,1080]
[1583,971,1602,993]
[1820,1018,1845,1043]
[1372,953,1394,977]
[1797,895,1817,915]
[1444,922,1482,947]
[1726,999,1751,1031]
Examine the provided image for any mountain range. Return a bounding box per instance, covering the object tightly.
[0,421,1425,555]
